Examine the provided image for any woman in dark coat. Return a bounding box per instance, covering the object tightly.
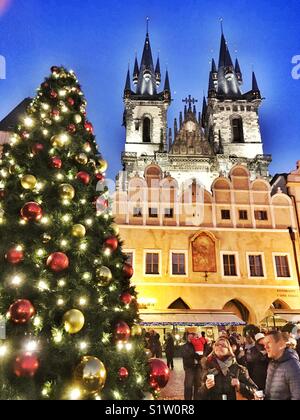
[165,333,175,370]
[199,337,257,400]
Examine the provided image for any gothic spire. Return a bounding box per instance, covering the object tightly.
[133,56,140,86]
[136,30,157,96]
[235,58,243,84]
[164,70,171,92]
[252,71,261,99]
[155,56,161,86]
[124,68,131,95]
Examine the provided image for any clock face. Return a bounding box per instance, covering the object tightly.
[186,121,196,132]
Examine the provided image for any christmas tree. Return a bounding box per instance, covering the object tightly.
[0,66,149,400]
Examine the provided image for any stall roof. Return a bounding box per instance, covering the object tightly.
[140,310,245,327]
[269,309,300,324]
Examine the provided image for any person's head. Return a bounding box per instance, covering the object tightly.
[213,337,235,360]
[245,334,255,345]
[286,335,297,350]
[187,333,194,343]
[229,336,240,354]
[264,331,288,360]
[255,333,265,350]
[201,332,206,338]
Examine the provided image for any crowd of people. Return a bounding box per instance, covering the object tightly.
[182,328,300,400]
[145,327,300,400]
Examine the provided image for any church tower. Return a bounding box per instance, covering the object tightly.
[202,31,271,177]
[122,26,171,172]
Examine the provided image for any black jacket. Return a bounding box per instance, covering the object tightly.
[247,346,269,390]
[181,342,196,370]
[165,336,175,358]
[265,349,300,400]
[199,356,257,401]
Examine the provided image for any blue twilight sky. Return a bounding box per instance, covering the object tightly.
[0,0,299,180]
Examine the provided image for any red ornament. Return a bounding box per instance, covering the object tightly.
[119,367,129,380]
[67,124,76,134]
[47,252,69,272]
[123,263,134,280]
[95,173,105,182]
[94,196,109,211]
[105,237,119,252]
[121,293,133,305]
[21,131,29,140]
[50,90,58,99]
[51,109,60,117]
[50,156,62,169]
[32,143,44,155]
[77,171,90,185]
[0,189,5,200]
[6,248,24,265]
[84,122,94,134]
[67,97,75,106]
[14,353,39,377]
[149,359,170,391]
[21,202,43,222]
[9,300,35,325]
[115,321,131,342]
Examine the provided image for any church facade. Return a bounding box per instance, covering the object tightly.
[114,29,300,328]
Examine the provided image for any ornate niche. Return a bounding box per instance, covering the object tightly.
[191,232,217,273]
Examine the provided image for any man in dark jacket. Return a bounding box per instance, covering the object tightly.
[247,333,269,391]
[165,333,175,370]
[182,333,197,400]
[264,331,300,400]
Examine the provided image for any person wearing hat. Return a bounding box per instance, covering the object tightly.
[247,332,269,391]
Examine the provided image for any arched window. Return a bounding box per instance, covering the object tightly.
[143,117,151,143]
[232,117,244,143]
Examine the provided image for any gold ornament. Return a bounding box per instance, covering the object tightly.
[63,309,85,334]
[59,184,75,200]
[21,175,37,190]
[75,153,88,165]
[42,233,52,244]
[97,159,108,173]
[96,266,112,287]
[74,114,82,124]
[74,357,107,396]
[72,224,86,238]
[111,223,120,236]
[131,325,143,337]
[145,349,152,359]
[51,133,70,148]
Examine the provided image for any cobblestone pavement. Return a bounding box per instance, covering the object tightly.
[159,358,184,400]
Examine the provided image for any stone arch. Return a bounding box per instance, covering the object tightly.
[145,164,162,188]
[212,177,232,191]
[223,299,251,323]
[168,298,190,310]
[143,115,152,143]
[271,300,291,310]
[204,190,213,204]
[271,193,292,206]
[251,179,271,192]
[230,165,250,178]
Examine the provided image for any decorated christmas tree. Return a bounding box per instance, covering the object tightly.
[0,66,149,400]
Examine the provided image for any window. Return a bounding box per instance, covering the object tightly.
[221,210,231,220]
[255,211,268,221]
[172,253,186,275]
[247,106,252,112]
[223,254,237,276]
[239,210,248,221]
[125,252,134,267]
[249,255,264,277]
[232,117,244,143]
[133,207,142,217]
[149,208,158,218]
[233,106,238,112]
[240,106,245,111]
[143,117,151,143]
[165,208,174,219]
[146,253,159,275]
[275,256,291,278]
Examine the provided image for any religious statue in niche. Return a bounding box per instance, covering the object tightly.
[192,232,217,273]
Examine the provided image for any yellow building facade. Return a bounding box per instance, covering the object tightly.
[114,163,300,326]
